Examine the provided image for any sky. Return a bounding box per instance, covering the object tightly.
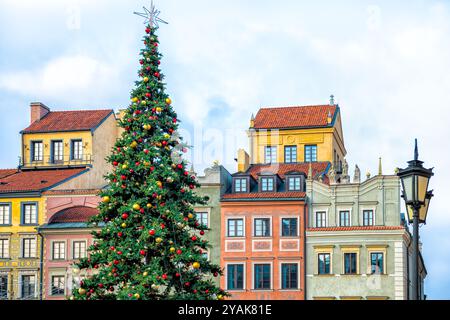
[0,0,449,299]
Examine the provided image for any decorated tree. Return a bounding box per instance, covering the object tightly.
[71,6,228,300]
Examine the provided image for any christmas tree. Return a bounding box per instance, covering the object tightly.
[71,6,228,300]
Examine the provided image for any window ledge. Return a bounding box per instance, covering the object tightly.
[314,274,335,277]
[251,289,274,292]
[19,224,39,227]
[340,274,361,276]
[0,225,12,227]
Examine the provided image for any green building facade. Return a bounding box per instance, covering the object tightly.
[305,162,426,300]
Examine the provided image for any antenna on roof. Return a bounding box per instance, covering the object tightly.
[329,94,335,106]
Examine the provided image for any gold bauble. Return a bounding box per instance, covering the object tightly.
[134,293,140,299]
[102,196,110,203]
[192,262,200,269]
[146,203,152,208]
[156,107,162,113]
[169,247,175,253]
[78,288,86,295]
[143,272,148,277]
[188,213,194,219]
[155,237,162,243]
[133,204,141,210]
[122,164,128,169]
[143,77,149,82]
[121,223,127,228]
[165,98,172,105]
[130,141,138,148]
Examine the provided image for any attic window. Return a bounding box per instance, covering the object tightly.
[260,176,275,192]
[0,182,8,185]
[40,180,48,184]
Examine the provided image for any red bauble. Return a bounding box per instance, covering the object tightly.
[180,189,185,193]
[129,169,134,174]
[184,171,189,176]
[189,184,195,189]
[118,232,123,237]
[162,274,168,280]
[177,164,183,169]
[117,147,121,152]
[113,161,118,166]
[139,60,144,65]
[185,282,190,287]
[173,118,177,123]
[157,60,161,65]
[94,264,99,269]
[117,251,122,255]
[145,27,151,34]
[98,283,104,288]
[162,141,167,146]
[200,230,205,236]
[140,250,146,256]
[135,162,140,166]
[193,289,197,294]
[154,72,160,77]
[154,42,158,47]
[145,93,151,98]
[176,249,182,255]
[205,289,209,294]
[191,236,197,241]
[160,223,166,229]
[149,229,155,236]
[113,260,119,265]
[140,208,145,214]
[146,67,151,71]
[175,273,180,277]
[144,149,149,154]
[150,166,155,171]
[122,213,129,219]
[183,217,188,222]
[121,175,126,180]
[168,128,174,133]
[214,272,219,277]
[110,246,115,251]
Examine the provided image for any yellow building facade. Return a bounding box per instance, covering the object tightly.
[238,103,347,172]
[0,102,119,300]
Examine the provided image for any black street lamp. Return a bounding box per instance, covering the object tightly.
[397,139,434,300]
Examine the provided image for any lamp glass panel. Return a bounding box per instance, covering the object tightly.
[402,175,414,202]
[406,205,414,223]
[417,175,429,203]
[419,197,430,222]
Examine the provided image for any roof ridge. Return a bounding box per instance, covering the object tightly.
[259,104,336,110]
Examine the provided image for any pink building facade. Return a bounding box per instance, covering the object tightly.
[38,191,100,300]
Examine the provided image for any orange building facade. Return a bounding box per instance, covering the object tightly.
[221,198,307,300]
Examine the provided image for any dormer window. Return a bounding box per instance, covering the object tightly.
[234,178,248,193]
[260,176,275,192]
[286,173,306,192]
[31,141,43,162]
[305,145,317,162]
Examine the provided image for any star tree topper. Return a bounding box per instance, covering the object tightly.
[134,1,168,27]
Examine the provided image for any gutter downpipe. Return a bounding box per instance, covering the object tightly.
[37,229,44,301]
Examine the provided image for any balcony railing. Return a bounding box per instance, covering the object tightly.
[20,154,93,169]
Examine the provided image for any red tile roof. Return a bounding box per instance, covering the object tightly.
[307,226,405,232]
[22,109,113,133]
[253,105,337,129]
[0,168,87,193]
[246,162,330,180]
[49,206,99,223]
[43,189,101,196]
[222,191,306,200]
[0,169,17,179]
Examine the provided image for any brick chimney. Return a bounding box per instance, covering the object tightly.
[237,149,250,173]
[30,102,50,124]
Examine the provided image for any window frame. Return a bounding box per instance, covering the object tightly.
[304,144,318,162]
[280,262,299,290]
[30,140,44,162]
[226,263,245,291]
[339,210,351,227]
[50,140,64,163]
[284,145,297,163]
[21,237,37,259]
[227,218,245,237]
[20,202,38,226]
[315,211,327,228]
[70,139,83,161]
[20,274,36,299]
[317,252,331,275]
[287,175,303,191]
[343,252,358,275]
[363,209,375,226]
[72,240,87,260]
[233,177,249,193]
[0,203,12,226]
[253,217,271,237]
[280,217,298,237]
[367,246,387,275]
[195,212,209,228]
[50,275,66,296]
[260,176,275,192]
[253,263,272,290]
[0,274,8,300]
[51,241,66,261]
[264,146,277,164]
[0,238,9,259]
